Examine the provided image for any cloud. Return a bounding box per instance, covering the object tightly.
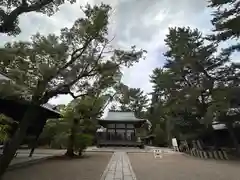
[0,0,92,44]
[106,0,212,94]
[1,0,238,105]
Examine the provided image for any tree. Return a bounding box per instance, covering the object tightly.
[115,85,149,118]
[0,0,77,35]
[64,94,108,156]
[149,27,238,147]
[40,94,107,155]
[208,1,240,151]
[153,124,167,146]
[0,3,145,176]
[75,133,93,156]
[208,0,240,41]
[39,118,62,148]
[208,0,240,54]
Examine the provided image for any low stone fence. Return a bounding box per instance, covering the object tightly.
[185,148,229,160]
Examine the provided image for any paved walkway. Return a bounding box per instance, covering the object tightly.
[101,152,136,180]
[129,152,240,180]
[86,146,173,153]
[4,152,112,180]
[9,149,65,169]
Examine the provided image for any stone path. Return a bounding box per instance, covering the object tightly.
[101,152,136,180]
[129,152,240,180]
[4,152,112,180]
[9,149,65,170]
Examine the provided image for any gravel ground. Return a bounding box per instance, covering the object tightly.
[4,152,112,180]
[128,152,240,180]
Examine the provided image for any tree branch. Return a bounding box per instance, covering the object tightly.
[69,91,88,99]
[0,0,54,33]
[21,0,28,6]
[40,38,113,103]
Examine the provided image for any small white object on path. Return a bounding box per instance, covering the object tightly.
[153,149,163,158]
[101,152,137,180]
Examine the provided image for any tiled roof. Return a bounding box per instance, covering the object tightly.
[0,72,60,115]
[41,103,60,114]
[0,73,10,80]
[101,111,145,121]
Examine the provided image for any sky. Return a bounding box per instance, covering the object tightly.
[0,0,239,106]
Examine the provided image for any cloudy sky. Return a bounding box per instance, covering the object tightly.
[0,0,238,105]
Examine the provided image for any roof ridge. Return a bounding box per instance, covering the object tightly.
[101,111,145,122]
[108,110,133,112]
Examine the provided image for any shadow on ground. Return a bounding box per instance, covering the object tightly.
[4,152,112,180]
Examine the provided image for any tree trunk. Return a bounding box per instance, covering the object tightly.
[165,119,173,147]
[65,133,75,157]
[0,106,39,178]
[65,121,76,157]
[78,149,83,156]
[226,122,240,154]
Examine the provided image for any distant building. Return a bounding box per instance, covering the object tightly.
[96,111,147,148]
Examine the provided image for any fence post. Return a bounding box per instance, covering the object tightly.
[208,151,213,159]
[213,151,219,159]
[203,151,208,159]
[218,151,224,160]
[222,150,229,160]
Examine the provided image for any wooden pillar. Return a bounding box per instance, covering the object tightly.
[125,123,127,141]
[114,123,116,139]
[106,127,109,140]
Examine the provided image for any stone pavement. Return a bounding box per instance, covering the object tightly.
[8,149,65,170]
[4,152,112,180]
[86,146,174,153]
[129,152,240,180]
[101,152,137,180]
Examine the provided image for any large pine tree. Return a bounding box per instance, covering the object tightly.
[149,27,240,147]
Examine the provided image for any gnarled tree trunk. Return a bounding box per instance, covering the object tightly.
[0,106,39,178]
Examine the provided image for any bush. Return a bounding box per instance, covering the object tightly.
[75,133,93,156]
[0,114,17,143]
[51,132,68,149]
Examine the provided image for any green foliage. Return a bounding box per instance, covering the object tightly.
[0,0,77,35]
[0,3,144,175]
[149,26,240,145]
[114,85,149,118]
[208,0,240,41]
[153,124,167,146]
[39,118,68,147]
[39,94,107,151]
[51,132,69,149]
[0,3,145,106]
[112,84,151,132]
[0,116,11,142]
[0,3,144,159]
[0,114,17,142]
[208,0,240,54]
[74,133,93,152]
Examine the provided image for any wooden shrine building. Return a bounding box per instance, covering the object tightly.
[96,111,147,148]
